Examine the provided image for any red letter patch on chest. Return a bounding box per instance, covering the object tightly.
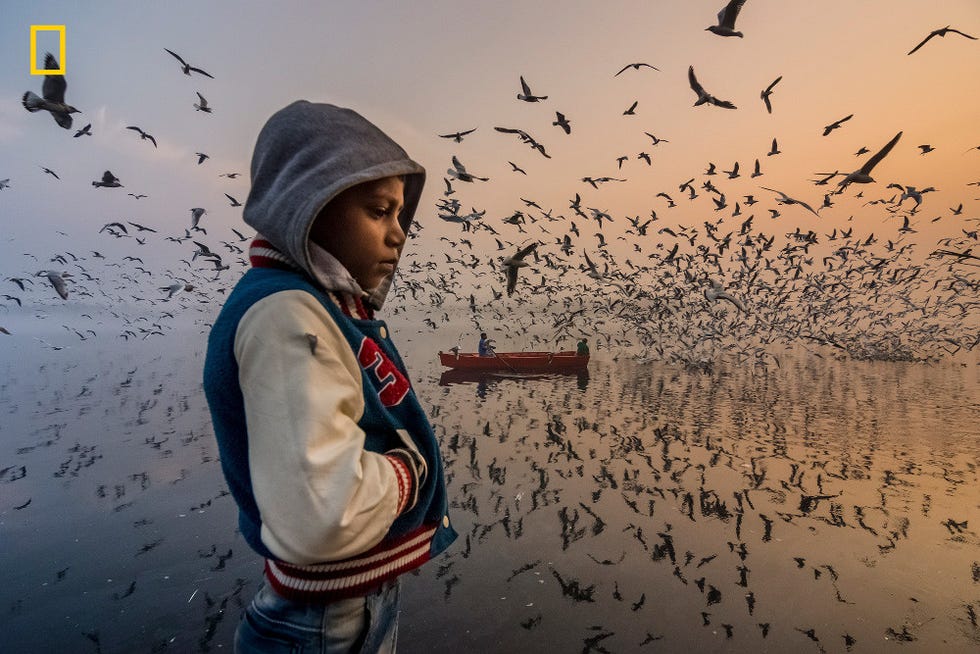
[357,337,410,406]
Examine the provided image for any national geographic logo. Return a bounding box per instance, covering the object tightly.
[30,25,66,75]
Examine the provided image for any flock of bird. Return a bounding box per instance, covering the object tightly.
[4,6,978,370]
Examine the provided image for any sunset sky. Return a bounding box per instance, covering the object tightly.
[0,1,977,330]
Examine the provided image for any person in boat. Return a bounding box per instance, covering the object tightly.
[203,101,456,653]
[479,332,495,356]
[577,338,590,356]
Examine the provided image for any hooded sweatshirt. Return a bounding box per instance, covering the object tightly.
[203,101,455,601]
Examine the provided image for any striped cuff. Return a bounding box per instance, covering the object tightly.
[385,452,414,514]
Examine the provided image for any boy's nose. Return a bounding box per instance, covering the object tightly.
[388,219,406,248]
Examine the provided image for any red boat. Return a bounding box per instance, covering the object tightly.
[438,350,589,372]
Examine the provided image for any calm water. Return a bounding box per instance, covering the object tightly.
[1,331,977,653]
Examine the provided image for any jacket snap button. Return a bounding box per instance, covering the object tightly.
[379,326,388,339]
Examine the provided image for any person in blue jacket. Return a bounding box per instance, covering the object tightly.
[203,101,456,653]
[478,332,495,356]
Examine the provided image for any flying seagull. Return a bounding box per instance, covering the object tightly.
[553,112,571,134]
[126,125,157,147]
[40,166,60,180]
[224,193,242,207]
[447,156,489,182]
[759,186,821,217]
[193,92,212,112]
[706,0,747,38]
[195,152,209,164]
[614,62,659,76]
[92,170,123,188]
[822,114,853,136]
[22,53,80,129]
[837,131,902,191]
[704,278,745,312]
[494,126,551,158]
[907,26,977,55]
[760,76,782,114]
[502,242,538,296]
[38,270,70,300]
[437,128,477,143]
[73,123,92,137]
[688,66,736,109]
[164,48,214,78]
[517,76,547,102]
[190,207,207,231]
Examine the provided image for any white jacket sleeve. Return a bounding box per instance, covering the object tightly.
[234,290,401,564]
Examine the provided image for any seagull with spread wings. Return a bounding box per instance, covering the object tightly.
[837,131,903,191]
[447,156,489,182]
[127,125,157,147]
[494,126,551,158]
[553,112,571,134]
[614,62,659,76]
[516,76,547,102]
[22,53,80,129]
[706,0,747,38]
[760,75,782,114]
[164,48,215,78]
[907,26,977,55]
[437,128,477,143]
[92,170,123,188]
[193,92,212,113]
[822,114,853,136]
[502,242,538,296]
[688,67,736,109]
[760,186,821,217]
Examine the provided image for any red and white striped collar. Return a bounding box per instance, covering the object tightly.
[249,237,301,272]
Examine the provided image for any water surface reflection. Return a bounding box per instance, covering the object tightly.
[1,340,977,652]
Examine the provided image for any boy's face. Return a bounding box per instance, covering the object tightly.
[310,176,406,291]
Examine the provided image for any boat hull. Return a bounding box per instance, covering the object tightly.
[438,351,589,372]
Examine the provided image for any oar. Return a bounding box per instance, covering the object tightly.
[491,348,519,374]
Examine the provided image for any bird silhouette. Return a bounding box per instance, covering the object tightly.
[837,131,902,190]
[92,170,123,188]
[502,242,538,296]
[706,0,747,37]
[907,26,977,55]
[193,92,212,113]
[761,76,782,113]
[22,53,80,129]
[438,128,477,142]
[126,126,158,148]
[688,67,736,109]
[822,114,853,136]
[164,48,214,78]
[517,76,547,102]
[614,62,659,76]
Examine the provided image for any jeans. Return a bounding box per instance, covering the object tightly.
[235,579,400,653]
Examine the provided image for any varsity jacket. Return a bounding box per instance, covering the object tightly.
[202,101,456,600]
[204,254,456,599]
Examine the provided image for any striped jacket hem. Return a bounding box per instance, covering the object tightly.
[264,523,437,601]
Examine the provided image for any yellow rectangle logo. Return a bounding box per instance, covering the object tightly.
[30,25,66,75]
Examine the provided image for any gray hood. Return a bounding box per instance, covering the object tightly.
[243,101,425,309]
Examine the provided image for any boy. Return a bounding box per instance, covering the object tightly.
[203,101,456,653]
